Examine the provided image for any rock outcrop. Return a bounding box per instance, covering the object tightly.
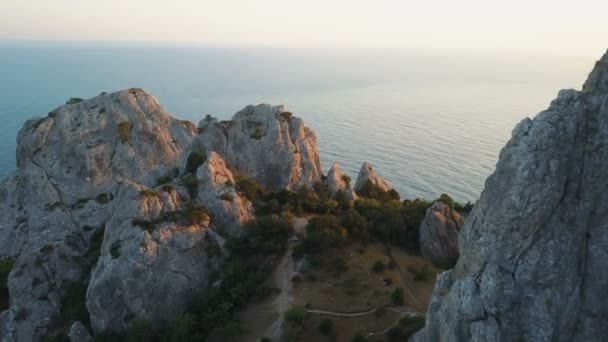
[86,180,217,334]
[195,152,254,236]
[193,104,323,190]
[0,89,196,341]
[326,162,358,201]
[354,162,391,194]
[412,50,608,341]
[419,201,463,266]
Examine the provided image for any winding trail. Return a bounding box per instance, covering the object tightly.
[264,217,308,341]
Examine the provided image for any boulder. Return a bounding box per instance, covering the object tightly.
[354,162,391,194]
[412,50,608,342]
[419,201,463,266]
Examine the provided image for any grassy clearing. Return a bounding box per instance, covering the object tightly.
[293,242,400,312]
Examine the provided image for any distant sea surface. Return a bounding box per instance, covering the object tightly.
[0,43,596,201]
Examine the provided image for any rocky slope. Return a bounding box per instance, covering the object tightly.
[412,51,608,341]
[419,201,463,266]
[0,90,322,341]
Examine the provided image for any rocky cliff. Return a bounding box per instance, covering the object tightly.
[0,90,322,341]
[412,51,608,341]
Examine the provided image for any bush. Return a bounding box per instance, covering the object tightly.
[219,193,234,201]
[319,318,336,337]
[66,97,84,105]
[125,319,153,342]
[235,173,265,202]
[285,306,309,324]
[228,215,293,255]
[351,333,368,342]
[117,121,132,143]
[297,215,347,254]
[357,180,400,202]
[391,288,404,305]
[185,151,206,174]
[411,264,432,281]
[182,203,211,225]
[372,261,386,273]
[156,167,179,186]
[340,208,369,239]
[341,174,351,186]
[1,258,15,290]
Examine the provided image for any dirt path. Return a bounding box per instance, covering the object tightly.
[264,217,308,341]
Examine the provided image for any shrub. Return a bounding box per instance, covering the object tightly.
[110,241,121,259]
[125,319,153,342]
[235,173,264,202]
[285,306,309,324]
[319,318,335,337]
[411,264,432,281]
[0,257,15,290]
[391,288,404,305]
[182,203,211,225]
[341,174,351,186]
[228,215,293,255]
[185,151,206,174]
[219,193,234,201]
[297,215,347,254]
[372,261,386,273]
[182,174,199,197]
[117,121,132,143]
[280,111,293,121]
[438,193,454,208]
[165,313,196,342]
[65,97,84,105]
[357,180,399,202]
[139,189,159,198]
[455,201,474,213]
[351,333,368,342]
[340,208,369,239]
[156,167,179,186]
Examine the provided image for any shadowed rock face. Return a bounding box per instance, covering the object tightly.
[412,50,608,342]
[194,104,323,191]
[419,201,463,266]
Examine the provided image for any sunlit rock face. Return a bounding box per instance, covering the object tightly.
[354,162,392,194]
[412,50,608,342]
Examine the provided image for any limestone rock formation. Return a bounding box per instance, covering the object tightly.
[419,201,463,266]
[326,162,358,200]
[194,104,323,190]
[0,88,325,340]
[195,152,255,236]
[0,89,196,341]
[86,180,216,334]
[412,50,608,342]
[354,162,391,194]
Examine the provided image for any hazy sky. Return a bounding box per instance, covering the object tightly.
[1,0,606,56]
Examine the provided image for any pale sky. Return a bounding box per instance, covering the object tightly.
[1,0,607,57]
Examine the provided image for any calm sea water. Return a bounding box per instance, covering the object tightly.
[0,43,595,201]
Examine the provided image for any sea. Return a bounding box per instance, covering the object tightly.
[0,42,597,202]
